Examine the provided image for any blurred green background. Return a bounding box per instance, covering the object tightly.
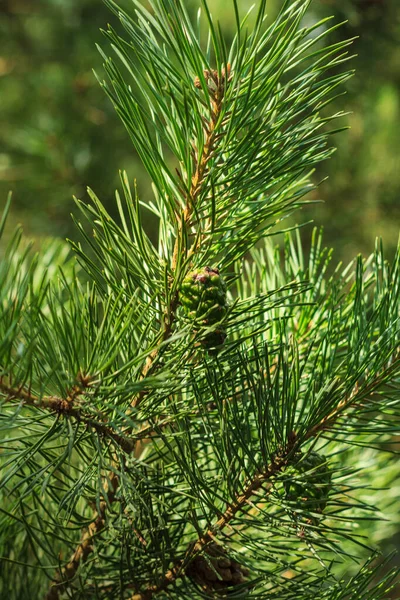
[0,0,399,259]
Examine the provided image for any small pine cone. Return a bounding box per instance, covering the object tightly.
[186,543,250,596]
[181,267,227,326]
[201,328,227,355]
[284,451,332,513]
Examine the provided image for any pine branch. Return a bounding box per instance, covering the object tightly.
[38,235,399,599]
[44,66,229,600]
[128,352,400,599]
[128,438,297,600]
[305,351,400,440]
[132,67,227,409]
[4,2,398,597]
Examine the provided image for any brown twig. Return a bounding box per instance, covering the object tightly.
[0,378,84,415]
[0,378,125,599]
[171,67,228,270]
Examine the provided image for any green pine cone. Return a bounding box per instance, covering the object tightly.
[181,267,227,325]
[284,452,332,513]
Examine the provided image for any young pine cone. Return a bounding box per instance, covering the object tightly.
[201,328,227,354]
[181,267,228,353]
[186,543,250,596]
[284,451,332,513]
[180,267,227,325]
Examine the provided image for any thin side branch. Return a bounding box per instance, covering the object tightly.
[0,379,136,454]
